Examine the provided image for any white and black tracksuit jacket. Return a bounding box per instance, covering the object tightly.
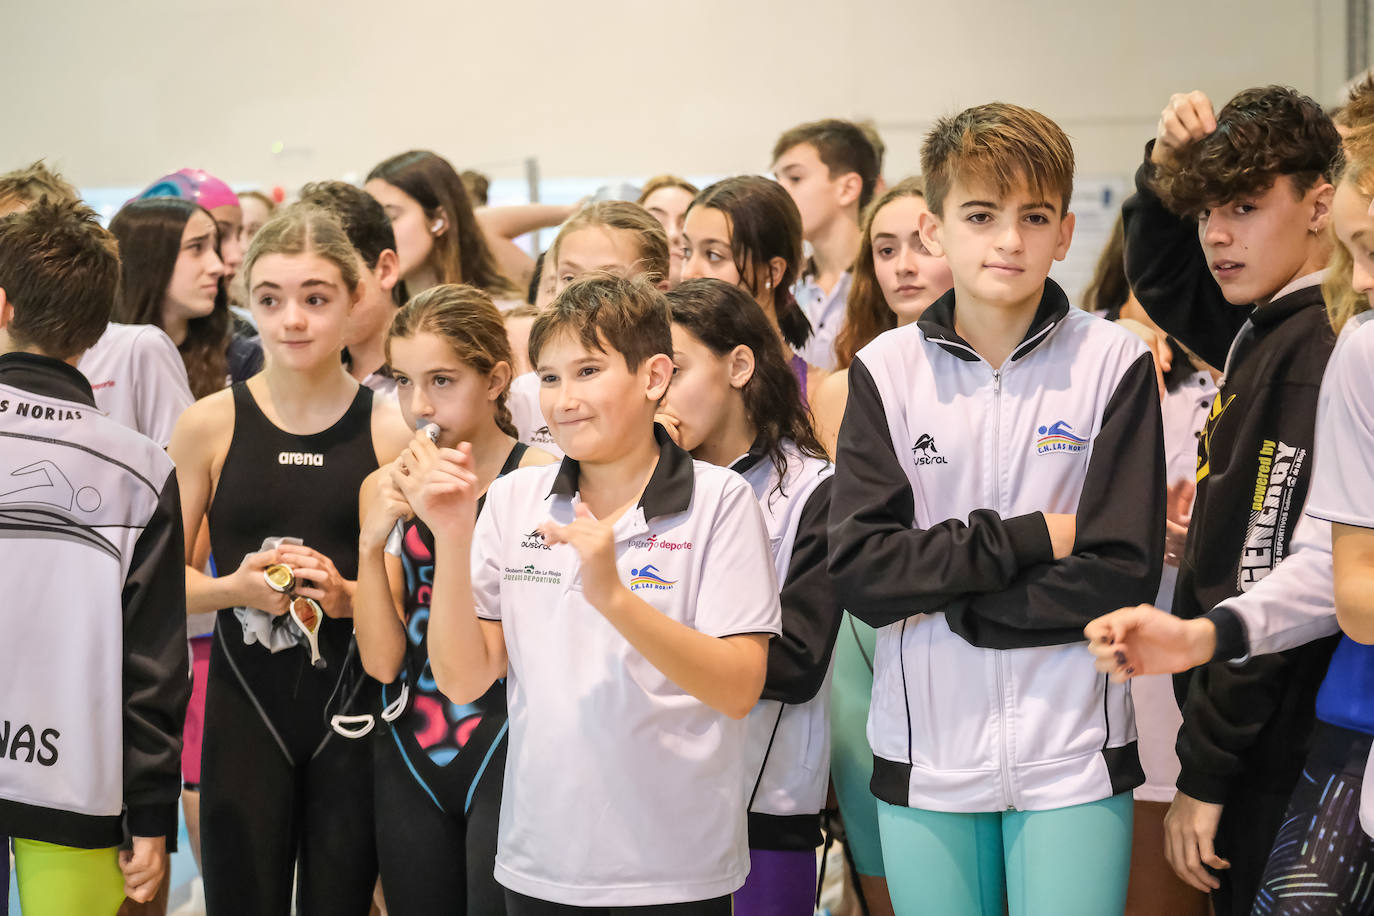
[733,442,842,849]
[0,353,189,848]
[828,281,1166,812]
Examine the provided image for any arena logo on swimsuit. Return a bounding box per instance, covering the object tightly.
[277,451,324,466]
[0,720,59,767]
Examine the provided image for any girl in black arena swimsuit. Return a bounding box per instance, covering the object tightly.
[168,204,410,916]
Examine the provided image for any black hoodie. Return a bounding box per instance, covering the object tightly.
[1122,145,1339,804]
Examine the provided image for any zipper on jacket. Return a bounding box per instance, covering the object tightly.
[994,652,1015,809]
[990,367,1014,809]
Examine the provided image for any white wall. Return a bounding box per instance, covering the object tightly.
[0,0,1357,191]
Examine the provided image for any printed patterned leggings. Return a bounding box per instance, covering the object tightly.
[1253,723,1374,915]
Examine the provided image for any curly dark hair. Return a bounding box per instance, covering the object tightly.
[1153,86,1342,216]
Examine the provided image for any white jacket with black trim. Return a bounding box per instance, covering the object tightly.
[828,281,1166,812]
[0,352,189,848]
[733,442,841,848]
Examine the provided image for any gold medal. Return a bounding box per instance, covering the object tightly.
[263,563,295,593]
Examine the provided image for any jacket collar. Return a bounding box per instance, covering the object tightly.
[1250,273,1326,330]
[728,436,770,476]
[0,352,97,407]
[548,422,695,520]
[916,278,1071,364]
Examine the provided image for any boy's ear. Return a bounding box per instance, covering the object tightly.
[1308,181,1336,233]
[644,353,674,401]
[487,360,512,401]
[918,209,945,258]
[727,344,756,390]
[1053,210,1076,262]
[0,288,10,331]
[834,171,863,210]
[375,249,402,294]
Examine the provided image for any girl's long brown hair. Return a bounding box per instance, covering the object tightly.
[833,177,926,370]
[367,150,519,298]
[109,197,230,398]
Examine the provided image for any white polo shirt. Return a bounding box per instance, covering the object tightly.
[508,370,563,458]
[794,270,851,372]
[78,323,193,448]
[472,425,782,906]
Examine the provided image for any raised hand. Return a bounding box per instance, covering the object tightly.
[654,410,684,446]
[1084,604,1217,682]
[1152,90,1218,167]
[536,503,623,610]
[393,435,479,540]
[360,462,412,551]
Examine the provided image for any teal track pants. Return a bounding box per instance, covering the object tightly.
[877,792,1133,916]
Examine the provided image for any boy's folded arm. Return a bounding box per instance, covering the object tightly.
[123,470,191,842]
[1122,144,1248,371]
[945,351,1167,649]
[601,588,772,720]
[827,358,1054,629]
[762,478,844,704]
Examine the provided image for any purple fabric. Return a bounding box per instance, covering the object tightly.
[732,848,816,916]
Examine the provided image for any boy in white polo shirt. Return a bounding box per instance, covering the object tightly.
[396,273,782,914]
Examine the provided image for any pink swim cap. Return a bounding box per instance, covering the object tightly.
[136,168,241,212]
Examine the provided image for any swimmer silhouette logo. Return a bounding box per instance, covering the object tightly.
[0,459,101,511]
[911,434,948,467]
[1035,420,1089,455]
[629,565,677,592]
[0,459,117,558]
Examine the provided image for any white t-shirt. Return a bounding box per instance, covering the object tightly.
[77,323,193,448]
[471,430,781,906]
[508,370,562,457]
[1306,310,1374,527]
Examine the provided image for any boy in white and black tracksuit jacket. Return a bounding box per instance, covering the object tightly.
[0,354,188,845]
[827,103,1165,914]
[829,281,1165,813]
[1122,88,1343,911]
[0,198,189,909]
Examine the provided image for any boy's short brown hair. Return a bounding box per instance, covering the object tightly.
[0,161,80,215]
[527,273,671,373]
[773,118,882,211]
[0,197,120,359]
[921,103,1075,218]
[1153,86,1341,216]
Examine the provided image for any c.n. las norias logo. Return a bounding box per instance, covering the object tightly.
[629,564,677,592]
